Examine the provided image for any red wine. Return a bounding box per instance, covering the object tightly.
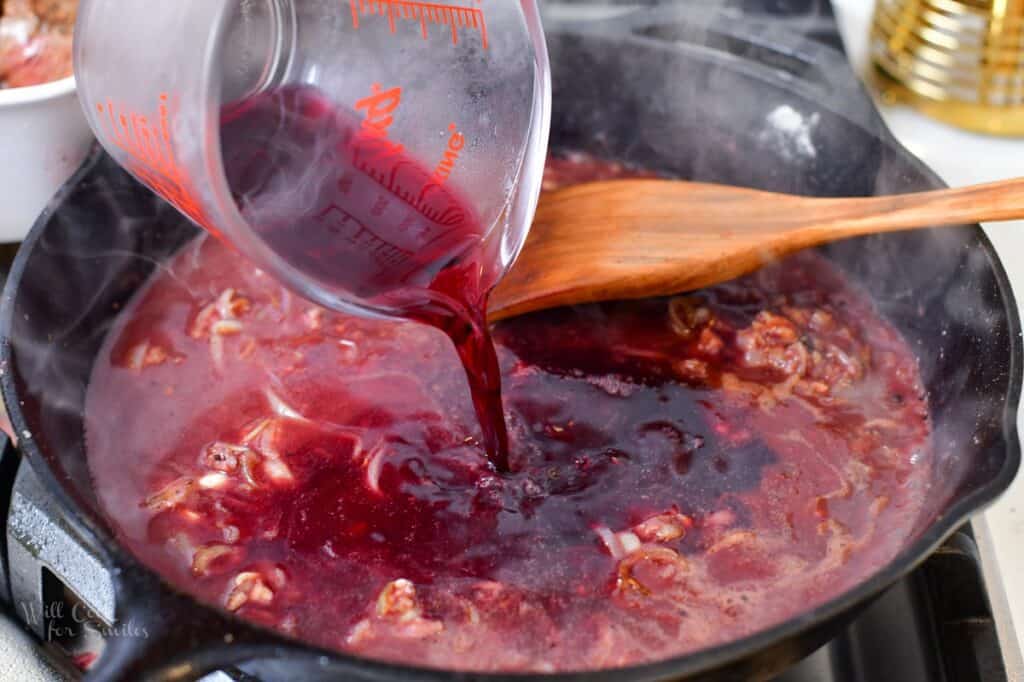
[220,85,509,469]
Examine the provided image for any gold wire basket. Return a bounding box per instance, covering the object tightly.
[870,0,1024,136]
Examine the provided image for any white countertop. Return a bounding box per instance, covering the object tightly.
[833,1,1024,676]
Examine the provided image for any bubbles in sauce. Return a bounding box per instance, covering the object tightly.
[85,154,931,672]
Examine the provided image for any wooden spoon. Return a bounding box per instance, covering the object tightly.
[488,177,1024,321]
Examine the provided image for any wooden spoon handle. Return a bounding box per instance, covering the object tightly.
[489,176,1024,322]
[800,176,1024,240]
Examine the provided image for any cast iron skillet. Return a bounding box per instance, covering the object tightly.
[1,5,1021,681]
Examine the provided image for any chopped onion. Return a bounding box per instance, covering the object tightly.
[616,546,688,597]
[265,387,308,422]
[376,579,420,620]
[210,333,225,373]
[198,472,230,490]
[337,338,359,363]
[594,525,641,560]
[125,341,169,370]
[143,477,194,511]
[189,303,219,339]
[212,319,243,336]
[225,571,274,611]
[216,288,238,319]
[633,511,692,543]
[364,442,387,494]
[191,544,240,576]
[126,343,148,370]
[707,530,758,554]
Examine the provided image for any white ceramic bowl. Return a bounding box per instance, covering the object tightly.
[0,75,94,243]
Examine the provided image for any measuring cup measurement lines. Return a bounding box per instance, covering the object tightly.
[351,83,470,229]
[314,205,415,269]
[94,95,215,234]
[353,83,468,191]
[349,0,488,48]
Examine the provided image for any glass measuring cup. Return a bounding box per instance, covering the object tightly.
[73,0,551,320]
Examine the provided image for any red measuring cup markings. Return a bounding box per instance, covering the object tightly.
[94,95,216,235]
[349,0,489,47]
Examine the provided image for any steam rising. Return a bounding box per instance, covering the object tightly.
[759,105,820,161]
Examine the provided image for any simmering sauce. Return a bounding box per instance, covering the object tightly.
[85,154,931,672]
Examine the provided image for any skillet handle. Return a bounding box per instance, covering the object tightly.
[84,565,318,682]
